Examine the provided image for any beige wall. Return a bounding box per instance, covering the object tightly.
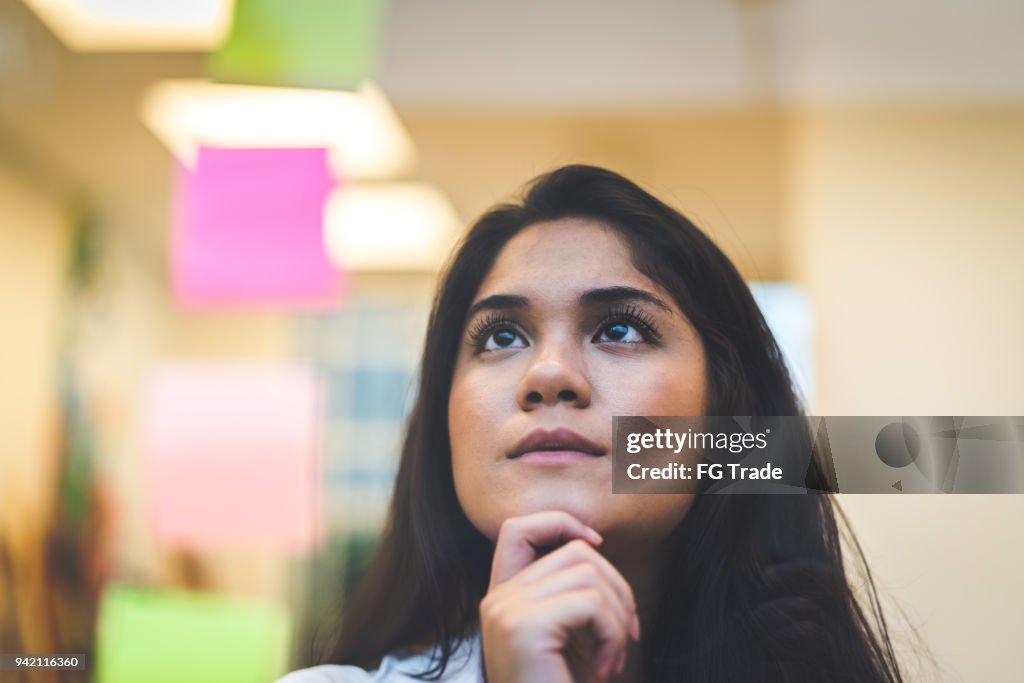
[0,161,67,542]
[787,106,1024,415]
[0,159,68,659]
[840,495,1024,682]
[787,106,1024,682]
[406,109,788,280]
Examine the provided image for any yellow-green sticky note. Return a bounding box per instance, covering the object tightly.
[210,0,385,90]
[95,585,291,683]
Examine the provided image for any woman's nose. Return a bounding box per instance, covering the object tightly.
[515,345,592,410]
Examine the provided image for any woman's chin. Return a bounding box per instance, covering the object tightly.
[509,495,607,533]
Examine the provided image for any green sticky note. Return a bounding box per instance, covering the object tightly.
[95,585,291,683]
[210,0,385,90]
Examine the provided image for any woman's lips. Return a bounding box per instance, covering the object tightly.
[513,449,604,464]
[509,427,606,461]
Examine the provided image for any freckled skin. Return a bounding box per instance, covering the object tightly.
[448,218,707,548]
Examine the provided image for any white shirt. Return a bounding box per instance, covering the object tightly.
[275,637,482,683]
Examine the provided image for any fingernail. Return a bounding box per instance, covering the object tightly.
[631,614,641,640]
[586,528,603,545]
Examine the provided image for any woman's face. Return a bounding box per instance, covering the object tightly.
[448,218,707,545]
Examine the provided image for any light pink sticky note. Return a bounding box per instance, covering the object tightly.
[144,363,322,553]
[172,146,343,309]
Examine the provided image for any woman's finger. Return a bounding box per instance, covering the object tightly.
[490,511,603,587]
[513,538,640,640]
[516,561,632,641]
[523,588,629,681]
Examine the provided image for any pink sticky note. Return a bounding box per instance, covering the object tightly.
[172,146,343,309]
[144,363,322,553]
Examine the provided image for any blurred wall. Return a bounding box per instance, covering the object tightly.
[789,106,1024,415]
[0,160,66,540]
[787,104,1024,682]
[840,495,1024,682]
[0,157,67,655]
[407,109,788,280]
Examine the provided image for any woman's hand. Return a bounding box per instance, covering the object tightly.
[479,511,640,683]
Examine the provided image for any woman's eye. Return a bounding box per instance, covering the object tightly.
[482,327,527,351]
[595,321,646,343]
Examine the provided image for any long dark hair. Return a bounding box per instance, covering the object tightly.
[325,165,904,681]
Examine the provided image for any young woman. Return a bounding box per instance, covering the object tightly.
[279,165,905,682]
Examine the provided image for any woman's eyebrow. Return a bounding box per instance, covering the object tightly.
[579,286,673,314]
[466,294,529,319]
[466,286,672,319]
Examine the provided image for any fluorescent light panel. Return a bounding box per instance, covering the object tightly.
[324,183,462,271]
[22,0,233,51]
[140,79,416,180]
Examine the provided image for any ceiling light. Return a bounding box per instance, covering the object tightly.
[140,79,416,180]
[22,0,233,51]
[324,183,462,271]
